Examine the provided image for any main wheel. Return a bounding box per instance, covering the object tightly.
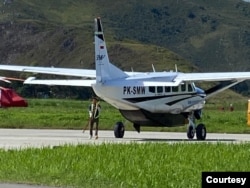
[187,126,195,139]
[196,123,206,140]
[114,122,125,138]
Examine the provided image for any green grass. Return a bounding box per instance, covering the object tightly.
[0,98,125,129]
[0,98,250,134]
[0,143,249,188]
[0,98,249,187]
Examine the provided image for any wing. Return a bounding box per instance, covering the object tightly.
[0,65,96,78]
[174,72,250,82]
[0,65,143,87]
[0,65,141,79]
[125,71,250,86]
[24,77,96,86]
[174,72,250,99]
[125,71,250,99]
[125,71,250,83]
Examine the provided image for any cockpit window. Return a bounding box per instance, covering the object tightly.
[188,83,194,92]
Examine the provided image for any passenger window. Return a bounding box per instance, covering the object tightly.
[172,86,178,92]
[157,86,163,93]
[165,86,171,92]
[149,86,155,93]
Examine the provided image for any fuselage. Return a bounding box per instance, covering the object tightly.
[93,79,206,126]
[93,80,206,112]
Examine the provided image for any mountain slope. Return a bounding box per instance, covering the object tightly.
[1,0,250,72]
[0,0,197,74]
[0,0,249,98]
[102,0,250,72]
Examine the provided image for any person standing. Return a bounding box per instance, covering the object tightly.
[229,103,234,112]
[88,97,101,139]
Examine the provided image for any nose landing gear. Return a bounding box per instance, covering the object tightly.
[187,112,206,140]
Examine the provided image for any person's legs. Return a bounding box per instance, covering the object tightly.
[89,120,94,139]
[95,118,99,139]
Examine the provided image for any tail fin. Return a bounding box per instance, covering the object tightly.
[94,17,128,83]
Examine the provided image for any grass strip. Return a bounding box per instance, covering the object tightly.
[0,142,249,188]
[0,99,250,133]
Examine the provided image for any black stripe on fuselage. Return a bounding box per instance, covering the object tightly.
[123,93,201,104]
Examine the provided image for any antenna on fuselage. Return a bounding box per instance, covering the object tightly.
[152,64,155,72]
[175,64,178,72]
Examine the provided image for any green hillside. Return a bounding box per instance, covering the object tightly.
[105,0,250,72]
[2,0,249,71]
[0,0,194,73]
[0,0,249,98]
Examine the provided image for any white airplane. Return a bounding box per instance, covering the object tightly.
[0,17,250,140]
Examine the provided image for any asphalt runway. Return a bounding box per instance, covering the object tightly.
[0,129,250,150]
[0,129,249,188]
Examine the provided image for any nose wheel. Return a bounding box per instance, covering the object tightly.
[187,112,206,140]
[187,125,195,139]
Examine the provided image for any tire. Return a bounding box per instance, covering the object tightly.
[114,122,125,138]
[187,126,195,139]
[196,123,206,140]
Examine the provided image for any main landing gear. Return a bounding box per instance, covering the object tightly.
[114,122,141,138]
[114,122,125,138]
[186,111,206,140]
[113,111,207,140]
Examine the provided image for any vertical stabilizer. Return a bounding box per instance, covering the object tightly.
[94,18,128,83]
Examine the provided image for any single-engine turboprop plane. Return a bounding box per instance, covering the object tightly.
[1,18,250,140]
